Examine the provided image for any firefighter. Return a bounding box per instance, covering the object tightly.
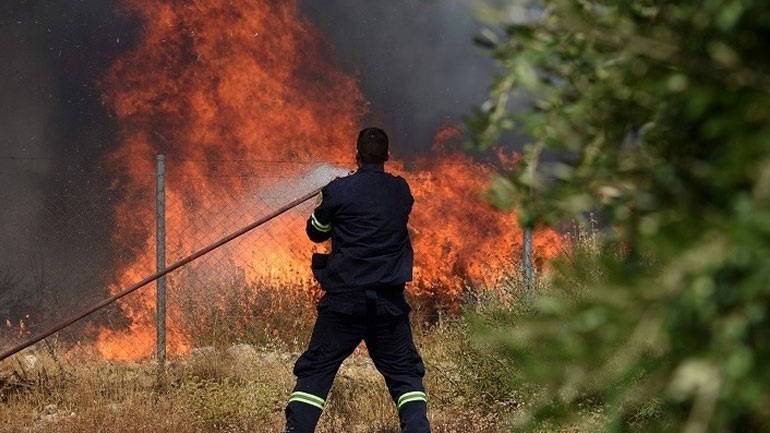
[283,127,430,433]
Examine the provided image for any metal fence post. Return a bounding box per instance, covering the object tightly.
[156,154,167,373]
[522,225,533,303]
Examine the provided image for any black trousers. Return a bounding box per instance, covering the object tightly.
[284,290,430,433]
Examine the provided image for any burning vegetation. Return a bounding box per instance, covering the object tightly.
[90,0,562,360]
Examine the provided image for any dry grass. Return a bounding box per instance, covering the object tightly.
[0,226,606,433]
[0,319,511,433]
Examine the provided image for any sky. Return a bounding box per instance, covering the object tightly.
[0,0,499,324]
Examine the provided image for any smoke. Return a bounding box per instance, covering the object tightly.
[249,163,351,207]
[0,4,57,270]
[1,0,496,200]
[294,164,352,193]
[300,0,496,153]
[0,1,137,326]
[0,0,498,332]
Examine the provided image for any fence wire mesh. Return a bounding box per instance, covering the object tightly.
[0,157,337,364]
[1,155,547,366]
[1,165,147,364]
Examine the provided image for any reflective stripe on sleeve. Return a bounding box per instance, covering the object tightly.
[288,391,326,411]
[397,391,427,408]
[310,213,332,232]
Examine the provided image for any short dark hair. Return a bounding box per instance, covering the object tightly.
[356,127,389,164]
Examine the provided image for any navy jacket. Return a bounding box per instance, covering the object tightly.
[306,163,414,292]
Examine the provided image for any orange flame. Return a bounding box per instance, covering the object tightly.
[96,0,562,360]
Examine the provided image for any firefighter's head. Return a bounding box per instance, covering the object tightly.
[356,127,389,166]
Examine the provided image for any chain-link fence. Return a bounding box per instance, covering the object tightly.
[1,155,558,366]
[0,155,342,364]
[1,160,138,363]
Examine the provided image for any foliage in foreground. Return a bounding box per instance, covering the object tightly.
[469,0,770,432]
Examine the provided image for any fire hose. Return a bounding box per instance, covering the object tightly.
[0,187,322,363]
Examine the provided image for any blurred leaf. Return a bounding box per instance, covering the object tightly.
[468,0,770,431]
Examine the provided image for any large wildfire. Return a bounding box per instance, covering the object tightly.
[95,0,562,360]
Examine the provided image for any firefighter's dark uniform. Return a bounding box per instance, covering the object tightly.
[284,163,430,433]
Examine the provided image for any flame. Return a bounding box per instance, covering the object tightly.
[96,0,562,360]
[398,125,561,309]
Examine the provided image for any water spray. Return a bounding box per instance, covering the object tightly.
[0,186,324,362]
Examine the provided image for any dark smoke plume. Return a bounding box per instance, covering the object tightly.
[0,0,137,328]
[0,0,495,336]
[301,0,496,152]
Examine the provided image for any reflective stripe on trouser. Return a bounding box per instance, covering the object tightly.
[398,391,427,408]
[285,391,327,433]
[285,292,431,433]
[284,390,326,433]
[397,390,430,432]
[288,391,325,411]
